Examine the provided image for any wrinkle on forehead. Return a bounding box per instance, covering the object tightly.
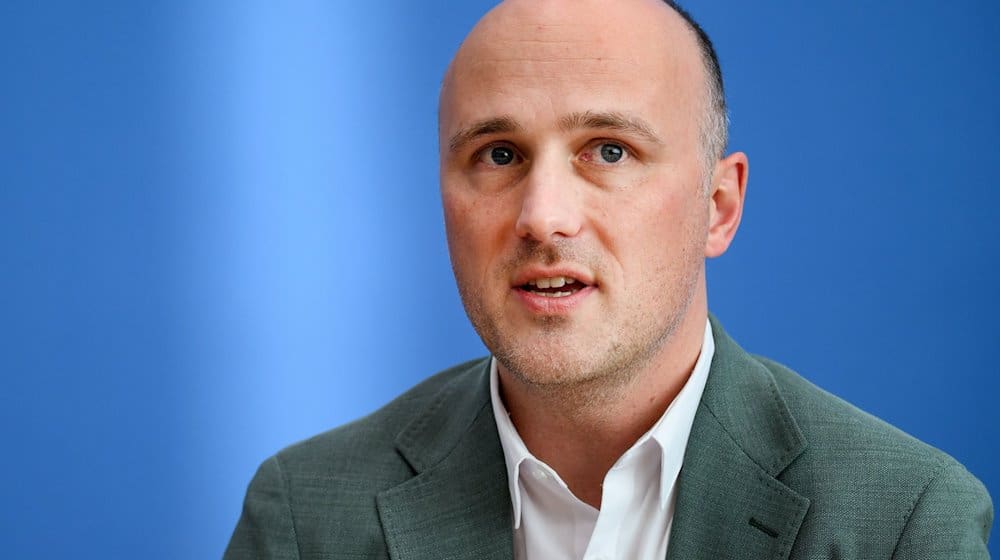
[455,18,655,71]
[460,59,640,94]
[450,28,640,93]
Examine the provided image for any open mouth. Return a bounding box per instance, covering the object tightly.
[519,276,587,298]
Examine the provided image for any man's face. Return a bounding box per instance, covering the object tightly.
[439,0,714,388]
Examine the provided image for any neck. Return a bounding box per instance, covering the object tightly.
[498,303,708,508]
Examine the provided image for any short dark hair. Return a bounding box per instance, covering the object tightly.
[662,1,729,170]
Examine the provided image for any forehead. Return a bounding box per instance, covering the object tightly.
[440,0,705,135]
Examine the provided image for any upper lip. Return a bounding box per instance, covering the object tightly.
[511,266,596,288]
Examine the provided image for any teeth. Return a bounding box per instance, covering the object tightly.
[538,291,572,298]
[528,276,576,289]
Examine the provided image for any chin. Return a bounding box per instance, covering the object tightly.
[494,340,607,388]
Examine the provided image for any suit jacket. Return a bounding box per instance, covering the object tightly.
[224,319,993,559]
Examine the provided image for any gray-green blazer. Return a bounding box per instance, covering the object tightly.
[225,320,993,559]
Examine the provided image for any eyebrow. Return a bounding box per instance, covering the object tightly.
[559,111,663,145]
[448,116,521,153]
[446,110,663,154]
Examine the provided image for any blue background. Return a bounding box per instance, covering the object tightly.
[2,1,997,557]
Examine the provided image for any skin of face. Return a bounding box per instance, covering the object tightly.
[439,0,746,402]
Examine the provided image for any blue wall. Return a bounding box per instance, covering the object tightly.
[2,1,996,557]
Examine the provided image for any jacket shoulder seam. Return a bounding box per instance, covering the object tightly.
[273,454,304,560]
[889,458,953,559]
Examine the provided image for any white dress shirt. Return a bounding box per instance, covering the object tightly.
[489,320,715,560]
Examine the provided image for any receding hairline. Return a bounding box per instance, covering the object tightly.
[660,0,729,161]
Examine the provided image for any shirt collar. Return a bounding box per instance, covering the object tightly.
[646,318,715,509]
[489,356,532,529]
[489,318,716,525]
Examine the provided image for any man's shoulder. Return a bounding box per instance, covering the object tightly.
[271,356,490,479]
[224,358,494,559]
[750,354,992,552]
[754,354,958,472]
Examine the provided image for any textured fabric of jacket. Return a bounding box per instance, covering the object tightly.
[224,318,993,559]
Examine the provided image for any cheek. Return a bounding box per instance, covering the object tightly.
[441,190,479,270]
[443,187,493,249]
[611,185,708,276]
[441,189,467,239]
[441,186,512,287]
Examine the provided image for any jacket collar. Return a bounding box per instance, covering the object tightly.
[666,316,810,559]
[376,359,514,560]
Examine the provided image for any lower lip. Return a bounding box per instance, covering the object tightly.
[512,285,596,314]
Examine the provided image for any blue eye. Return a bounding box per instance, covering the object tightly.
[599,143,624,163]
[581,142,629,165]
[475,144,521,168]
[488,146,515,165]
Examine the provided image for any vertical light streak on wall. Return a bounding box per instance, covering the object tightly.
[170,1,386,554]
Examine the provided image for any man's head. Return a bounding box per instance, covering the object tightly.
[438,0,747,392]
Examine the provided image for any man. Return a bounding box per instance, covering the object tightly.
[225,0,993,558]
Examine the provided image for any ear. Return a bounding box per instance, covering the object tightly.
[704,151,748,258]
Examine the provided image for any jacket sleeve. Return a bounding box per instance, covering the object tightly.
[891,461,993,559]
[224,456,301,560]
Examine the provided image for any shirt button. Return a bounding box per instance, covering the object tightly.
[531,468,548,480]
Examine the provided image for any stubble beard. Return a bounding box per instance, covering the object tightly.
[454,239,702,416]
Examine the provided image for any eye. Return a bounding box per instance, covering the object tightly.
[476,144,520,166]
[599,144,625,163]
[581,142,630,165]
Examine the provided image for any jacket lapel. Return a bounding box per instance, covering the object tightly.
[666,319,811,560]
[376,359,514,560]
[374,318,810,560]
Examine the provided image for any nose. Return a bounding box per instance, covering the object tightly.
[513,155,583,241]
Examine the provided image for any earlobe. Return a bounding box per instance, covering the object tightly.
[704,151,749,258]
